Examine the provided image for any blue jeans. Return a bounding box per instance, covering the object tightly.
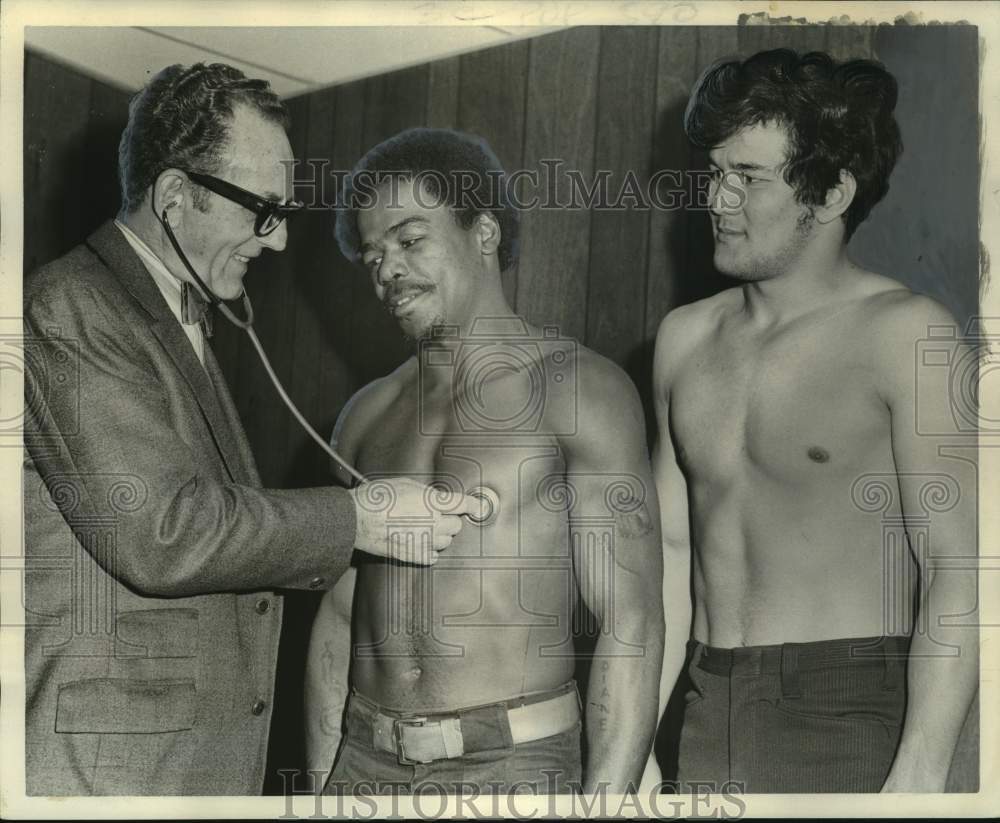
[323,687,582,795]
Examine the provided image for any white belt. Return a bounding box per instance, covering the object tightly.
[367,688,580,765]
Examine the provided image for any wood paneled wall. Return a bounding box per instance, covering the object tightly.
[23,51,132,273]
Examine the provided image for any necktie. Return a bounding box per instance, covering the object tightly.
[181,282,214,338]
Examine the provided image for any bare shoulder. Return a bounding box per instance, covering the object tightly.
[864,282,956,328]
[846,277,962,403]
[656,289,737,341]
[565,343,644,428]
[859,280,959,357]
[333,359,414,454]
[549,341,649,460]
[653,288,740,380]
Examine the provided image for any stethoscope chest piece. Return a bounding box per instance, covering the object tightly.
[466,485,501,527]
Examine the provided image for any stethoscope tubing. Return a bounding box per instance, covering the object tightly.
[157,203,498,524]
[158,206,368,485]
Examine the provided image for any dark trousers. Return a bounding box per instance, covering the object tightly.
[676,635,908,793]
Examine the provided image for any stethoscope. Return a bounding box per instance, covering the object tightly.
[158,205,368,485]
[156,206,500,526]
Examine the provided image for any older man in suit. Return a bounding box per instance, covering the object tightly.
[23,62,475,796]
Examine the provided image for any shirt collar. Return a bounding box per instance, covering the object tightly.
[113,219,184,293]
[113,219,206,364]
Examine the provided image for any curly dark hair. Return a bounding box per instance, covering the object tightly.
[335,128,520,272]
[684,49,903,240]
[118,62,288,214]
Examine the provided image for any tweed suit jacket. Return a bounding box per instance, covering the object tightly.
[23,220,355,795]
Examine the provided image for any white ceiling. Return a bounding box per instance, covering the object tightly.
[24,26,563,98]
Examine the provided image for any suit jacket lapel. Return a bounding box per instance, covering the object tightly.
[86,221,247,484]
[202,344,262,486]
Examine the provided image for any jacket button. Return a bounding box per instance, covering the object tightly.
[255,599,270,614]
[251,699,267,716]
[308,577,325,589]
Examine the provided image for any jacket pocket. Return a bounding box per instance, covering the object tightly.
[55,677,196,733]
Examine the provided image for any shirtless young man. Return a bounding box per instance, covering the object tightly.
[304,128,663,795]
[653,50,977,793]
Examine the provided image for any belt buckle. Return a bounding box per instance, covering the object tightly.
[394,716,431,765]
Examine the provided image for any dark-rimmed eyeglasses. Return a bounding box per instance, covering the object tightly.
[185,170,304,237]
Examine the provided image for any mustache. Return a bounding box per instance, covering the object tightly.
[382,282,433,310]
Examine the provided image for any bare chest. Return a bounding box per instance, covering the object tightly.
[355,378,568,539]
[670,326,890,484]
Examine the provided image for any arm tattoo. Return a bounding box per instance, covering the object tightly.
[615,500,654,540]
[588,660,612,732]
[321,641,337,679]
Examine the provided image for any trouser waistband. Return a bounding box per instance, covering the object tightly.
[689,635,910,698]
[348,681,581,765]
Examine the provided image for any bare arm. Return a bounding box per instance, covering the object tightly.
[649,311,695,766]
[304,567,357,786]
[303,390,369,785]
[634,311,696,793]
[302,369,487,779]
[879,297,978,792]
[563,354,664,793]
